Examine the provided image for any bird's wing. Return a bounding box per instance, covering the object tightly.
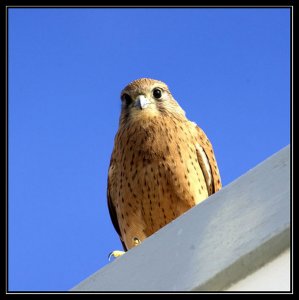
[192,123,222,195]
[107,157,128,251]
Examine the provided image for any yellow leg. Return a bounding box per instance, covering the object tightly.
[108,250,125,261]
[108,238,141,261]
[133,237,141,246]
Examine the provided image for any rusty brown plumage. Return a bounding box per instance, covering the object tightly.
[107,78,221,251]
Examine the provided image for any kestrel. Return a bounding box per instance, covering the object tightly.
[107,78,221,258]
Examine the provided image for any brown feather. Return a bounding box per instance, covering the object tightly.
[107,78,222,250]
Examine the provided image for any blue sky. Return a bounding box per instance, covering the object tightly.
[8,8,290,291]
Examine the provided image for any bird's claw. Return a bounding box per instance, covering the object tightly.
[108,250,125,261]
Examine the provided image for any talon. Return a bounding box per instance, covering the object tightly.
[108,250,125,261]
[133,237,141,246]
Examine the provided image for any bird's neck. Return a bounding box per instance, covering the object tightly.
[116,115,187,162]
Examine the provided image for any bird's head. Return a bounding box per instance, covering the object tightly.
[119,78,186,125]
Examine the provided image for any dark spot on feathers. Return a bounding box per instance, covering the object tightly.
[132,169,137,181]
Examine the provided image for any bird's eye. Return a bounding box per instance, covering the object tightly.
[121,93,133,106]
[152,88,162,99]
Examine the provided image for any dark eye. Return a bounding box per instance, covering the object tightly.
[152,88,162,99]
[121,93,133,106]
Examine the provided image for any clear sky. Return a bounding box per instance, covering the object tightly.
[8,8,290,291]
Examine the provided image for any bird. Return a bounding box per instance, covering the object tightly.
[107,78,221,259]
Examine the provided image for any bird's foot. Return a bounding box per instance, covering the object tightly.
[108,250,125,261]
[133,237,141,246]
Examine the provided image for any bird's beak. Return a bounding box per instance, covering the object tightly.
[135,95,151,110]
